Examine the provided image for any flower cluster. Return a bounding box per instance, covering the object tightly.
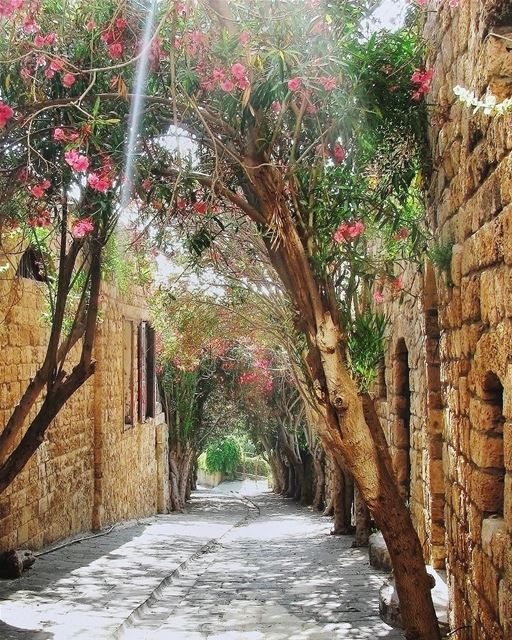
[64,150,89,172]
[333,220,365,243]
[71,217,94,239]
[30,179,51,198]
[411,68,433,101]
[204,62,249,93]
[27,209,51,228]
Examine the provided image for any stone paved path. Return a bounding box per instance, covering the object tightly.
[0,483,403,640]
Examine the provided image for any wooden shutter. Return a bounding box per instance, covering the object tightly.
[138,322,147,421]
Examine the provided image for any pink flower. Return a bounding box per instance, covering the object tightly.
[411,68,433,100]
[239,32,250,45]
[373,290,385,304]
[0,0,23,18]
[176,198,186,209]
[23,15,40,34]
[62,73,75,88]
[142,179,152,192]
[71,217,94,239]
[53,127,66,141]
[395,227,409,241]
[108,43,123,58]
[115,18,128,29]
[333,220,365,243]
[231,62,246,81]
[49,58,65,72]
[64,150,89,172]
[220,78,235,92]
[0,101,14,128]
[86,19,96,31]
[87,172,112,193]
[34,34,46,47]
[30,179,51,198]
[320,76,336,91]
[332,143,346,164]
[44,68,55,79]
[287,77,302,92]
[271,101,282,114]
[212,68,225,81]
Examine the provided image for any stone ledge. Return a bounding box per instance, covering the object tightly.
[368,531,393,572]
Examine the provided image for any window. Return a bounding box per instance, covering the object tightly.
[138,321,156,421]
[16,247,48,282]
[123,320,134,427]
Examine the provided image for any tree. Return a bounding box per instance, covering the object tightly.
[147,2,439,637]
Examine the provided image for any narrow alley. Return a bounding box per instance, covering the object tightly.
[0,482,402,640]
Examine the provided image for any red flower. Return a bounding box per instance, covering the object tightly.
[194,201,207,215]
[108,43,124,59]
[30,179,51,198]
[333,220,365,243]
[62,73,75,88]
[332,143,346,164]
[0,101,14,128]
[87,172,112,193]
[395,227,409,241]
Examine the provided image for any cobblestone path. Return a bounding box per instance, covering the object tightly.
[0,483,403,640]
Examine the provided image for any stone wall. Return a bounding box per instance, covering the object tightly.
[0,273,169,552]
[377,1,512,637]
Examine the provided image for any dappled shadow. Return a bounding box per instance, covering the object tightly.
[0,620,53,640]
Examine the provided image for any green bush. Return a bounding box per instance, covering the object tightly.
[241,455,270,478]
[204,437,242,478]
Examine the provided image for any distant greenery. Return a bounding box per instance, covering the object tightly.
[204,437,242,478]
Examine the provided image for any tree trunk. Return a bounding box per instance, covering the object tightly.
[312,448,325,511]
[257,206,440,639]
[331,459,351,534]
[353,485,371,547]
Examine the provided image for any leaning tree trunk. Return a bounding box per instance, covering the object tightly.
[331,458,352,535]
[255,184,440,639]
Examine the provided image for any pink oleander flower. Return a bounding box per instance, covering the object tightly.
[71,217,94,239]
[0,100,14,128]
[176,197,186,209]
[64,150,89,172]
[332,142,346,164]
[373,290,385,304]
[395,227,409,240]
[333,220,365,243]
[49,58,65,72]
[30,179,51,198]
[115,17,128,29]
[108,43,123,58]
[62,73,75,88]
[0,0,23,18]
[411,68,433,100]
[53,127,66,141]
[239,32,250,45]
[23,14,39,34]
[212,68,225,81]
[287,77,302,92]
[231,62,246,81]
[87,172,112,193]
[320,76,336,91]
[271,101,282,114]
[86,19,96,31]
[220,78,235,92]
[44,68,55,79]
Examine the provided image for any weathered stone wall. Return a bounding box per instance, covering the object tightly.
[424,1,512,638]
[375,261,445,571]
[378,2,512,638]
[0,274,168,552]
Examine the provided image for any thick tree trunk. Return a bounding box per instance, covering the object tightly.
[169,448,195,512]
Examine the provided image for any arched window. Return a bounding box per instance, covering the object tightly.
[16,247,47,282]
